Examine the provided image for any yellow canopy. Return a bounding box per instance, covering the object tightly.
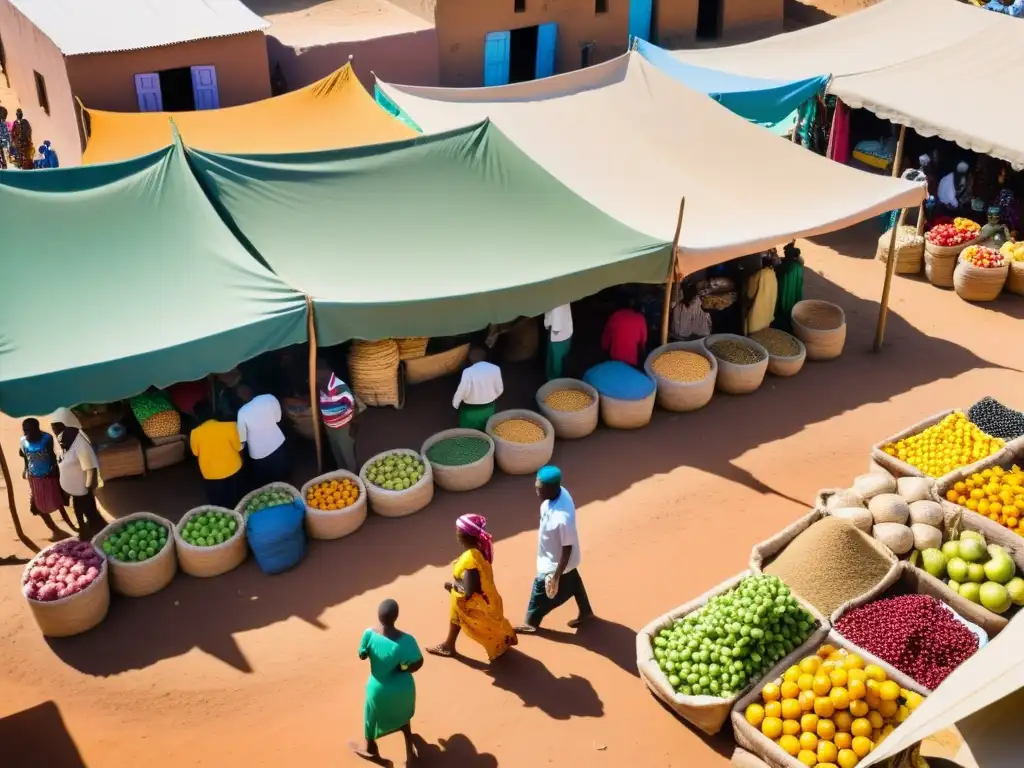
[82,65,415,164]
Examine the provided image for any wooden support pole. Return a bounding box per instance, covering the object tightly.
[661,197,687,345]
[0,440,31,548]
[915,202,926,237]
[873,207,908,352]
[305,297,324,474]
[890,123,907,179]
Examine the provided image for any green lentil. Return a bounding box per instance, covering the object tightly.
[427,436,490,466]
[709,339,765,365]
[748,328,801,357]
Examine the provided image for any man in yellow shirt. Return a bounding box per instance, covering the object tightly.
[189,403,245,508]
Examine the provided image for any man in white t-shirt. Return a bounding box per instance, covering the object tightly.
[451,346,504,431]
[517,465,594,633]
[543,304,573,380]
[236,391,289,486]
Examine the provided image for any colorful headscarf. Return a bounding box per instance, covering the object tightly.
[456,514,493,563]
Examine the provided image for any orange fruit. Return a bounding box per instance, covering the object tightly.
[761,717,783,740]
[779,735,801,757]
[781,682,801,700]
[765,701,783,719]
[799,732,819,751]
[847,679,867,701]
[782,699,803,721]
[783,666,801,684]
[816,718,836,741]
[877,700,898,719]
[797,750,818,767]
[867,711,884,730]
[799,690,817,712]
[800,713,819,733]
[879,680,900,702]
[837,748,860,768]
[798,674,815,692]
[852,736,873,758]
[833,711,853,733]
[834,733,853,750]
[744,703,765,727]
[817,644,838,659]
[815,697,836,718]
[813,675,833,696]
[783,719,802,736]
[829,668,848,688]
[850,718,872,738]
[894,705,910,724]
[762,683,782,702]
[830,687,850,710]
[818,740,839,764]
[843,653,865,671]
[864,664,886,682]
[800,656,823,675]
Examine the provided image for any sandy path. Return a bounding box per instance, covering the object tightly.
[1,222,1022,766]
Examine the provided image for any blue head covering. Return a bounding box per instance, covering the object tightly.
[537,465,561,485]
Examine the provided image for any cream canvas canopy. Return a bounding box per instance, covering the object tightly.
[377,53,925,275]
[667,0,1024,170]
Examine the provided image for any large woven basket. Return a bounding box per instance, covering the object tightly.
[1006,260,1024,296]
[923,238,974,288]
[359,449,435,518]
[599,390,656,429]
[535,379,599,438]
[23,542,111,638]
[348,339,402,408]
[486,410,555,475]
[404,343,470,385]
[748,331,806,378]
[644,341,718,412]
[300,470,368,539]
[420,428,495,492]
[704,334,769,395]
[877,225,924,274]
[92,512,177,597]
[237,482,303,519]
[174,506,248,577]
[790,300,846,361]
[953,255,1008,302]
[396,337,429,360]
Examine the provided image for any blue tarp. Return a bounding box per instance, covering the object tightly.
[633,39,829,127]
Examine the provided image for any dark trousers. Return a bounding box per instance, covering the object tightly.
[525,569,592,627]
[204,470,244,509]
[71,491,103,533]
[251,442,290,487]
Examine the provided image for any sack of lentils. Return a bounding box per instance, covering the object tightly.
[643,341,718,412]
[704,334,769,395]
[748,329,806,378]
[535,379,599,439]
[757,516,900,619]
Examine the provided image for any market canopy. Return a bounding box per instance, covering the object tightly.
[0,144,308,418]
[82,64,415,165]
[185,122,674,346]
[377,53,925,274]
[665,0,1024,169]
[632,38,827,127]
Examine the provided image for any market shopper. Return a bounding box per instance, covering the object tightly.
[543,304,573,380]
[19,418,76,536]
[189,402,245,508]
[517,466,594,634]
[451,346,503,431]
[317,365,358,471]
[10,109,34,170]
[50,408,103,538]
[349,599,423,763]
[236,390,289,486]
[937,161,971,217]
[426,514,517,661]
[601,298,648,367]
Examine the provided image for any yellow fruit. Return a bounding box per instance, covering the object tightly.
[782,699,803,720]
[833,711,853,733]
[837,748,860,768]
[852,737,873,758]
[784,666,802,684]
[865,690,883,711]
[761,717,784,739]
[783,719,802,736]
[801,713,820,733]
[818,740,839,764]
[830,687,850,710]
[801,656,823,675]
[843,654,865,672]
[765,701,783,719]
[799,689,818,712]
[829,669,848,688]
[880,725,895,740]
[834,733,853,750]
[817,718,836,741]
[813,675,833,696]
[818,644,838,659]
[877,700,898,719]
[851,718,872,738]
[849,700,869,718]
[864,664,886,682]
[798,750,818,767]
[800,732,819,751]
[798,673,816,692]
[745,703,766,727]
[779,735,801,756]
[781,681,801,700]
[847,679,866,701]
[904,691,924,711]
[879,680,900,702]
[815,697,836,718]
[867,711,884,730]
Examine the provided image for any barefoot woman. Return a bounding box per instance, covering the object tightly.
[350,599,423,762]
[427,514,517,661]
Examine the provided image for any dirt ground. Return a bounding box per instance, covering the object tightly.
[2,222,1022,767]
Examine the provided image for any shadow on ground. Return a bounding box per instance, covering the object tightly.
[56,267,1006,676]
[0,700,87,767]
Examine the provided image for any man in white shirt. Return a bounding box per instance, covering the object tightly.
[451,346,503,431]
[236,391,289,486]
[543,304,573,380]
[517,465,594,633]
[937,161,969,214]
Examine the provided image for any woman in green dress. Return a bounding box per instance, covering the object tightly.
[349,599,423,762]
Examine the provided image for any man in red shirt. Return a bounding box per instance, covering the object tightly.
[601,299,648,367]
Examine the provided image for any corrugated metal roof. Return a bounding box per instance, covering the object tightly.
[9,0,270,56]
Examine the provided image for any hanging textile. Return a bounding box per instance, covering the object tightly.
[827,100,851,165]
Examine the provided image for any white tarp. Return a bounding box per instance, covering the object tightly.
[667,0,1024,170]
[378,53,924,275]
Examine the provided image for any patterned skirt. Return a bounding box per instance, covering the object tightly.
[28,475,65,514]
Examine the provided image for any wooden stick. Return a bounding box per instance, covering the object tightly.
[305,297,324,474]
[915,202,926,237]
[890,123,907,178]
[0,440,30,546]
[873,207,908,352]
[661,197,687,345]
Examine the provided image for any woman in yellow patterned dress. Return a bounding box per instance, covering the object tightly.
[426,514,517,661]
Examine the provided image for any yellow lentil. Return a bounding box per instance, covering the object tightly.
[651,350,711,382]
[544,389,594,411]
[709,339,765,365]
[748,328,801,357]
[494,418,546,443]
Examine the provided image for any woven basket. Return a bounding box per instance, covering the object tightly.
[877,225,924,275]
[704,334,769,395]
[599,390,656,429]
[923,238,975,288]
[644,341,718,412]
[486,410,555,475]
[535,379,599,438]
[237,482,303,517]
[359,449,435,518]
[790,300,846,361]
[404,343,470,385]
[749,332,806,378]
[23,541,111,638]
[348,339,401,408]
[1006,260,1024,296]
[92,512,177,597]
[141,410,181,440]
[173,506,248,577]
[396,337,429,360]
[953,255,1008,302]
[300,470,368,539]
[420,429,495,492]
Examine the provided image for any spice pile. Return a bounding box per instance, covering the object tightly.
[764,517,894,617]
[709,339,765,366]
[880,411,1004,478]
[749,329,801,358]
[834,594,978,689]
[426,436,490,466]
[543,389,594,412]
[493,418,546,444]
[967,397,1024,440]
[651,350,711,382]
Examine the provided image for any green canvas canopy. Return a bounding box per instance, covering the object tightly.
[0,145,308,418]
[186,121,674,346]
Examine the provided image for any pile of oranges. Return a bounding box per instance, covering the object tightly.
[306,476,361,511]
[945,465,1024,535]
[743,644,924,768]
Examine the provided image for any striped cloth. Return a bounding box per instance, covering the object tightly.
[319,373,354,429]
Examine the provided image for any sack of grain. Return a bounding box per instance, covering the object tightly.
[872,522,914,554]
[853,471,896,500]
[877,225,924,274]
[704,334,769,395]
[868,493,910,524]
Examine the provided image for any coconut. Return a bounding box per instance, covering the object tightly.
[868,493,910,525]
[908,500,944,528]
[873,523,914,555]
[896,476,932,503]
[911,523,942,551]
[830,507,873,534]
[853,472,897,500]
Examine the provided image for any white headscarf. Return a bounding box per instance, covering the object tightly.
[957,161,970,174]
[49,407,82,430]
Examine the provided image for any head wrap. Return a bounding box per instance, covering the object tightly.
[957,161,970,173]
[918,154,931,167]
[49,407,82,430]
[456,514,493,563]
[537,465,562,485]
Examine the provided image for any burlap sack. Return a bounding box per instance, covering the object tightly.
[731,630,927,768]
[890,560,1007,640]
[933,472,1024,572]
[732,748,772,768]
[953,256,1008,302]
[636,570,829,736]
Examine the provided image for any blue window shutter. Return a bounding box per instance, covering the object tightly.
[484,31,511,86]
[629,0,653,43]
[535,22,557,79]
